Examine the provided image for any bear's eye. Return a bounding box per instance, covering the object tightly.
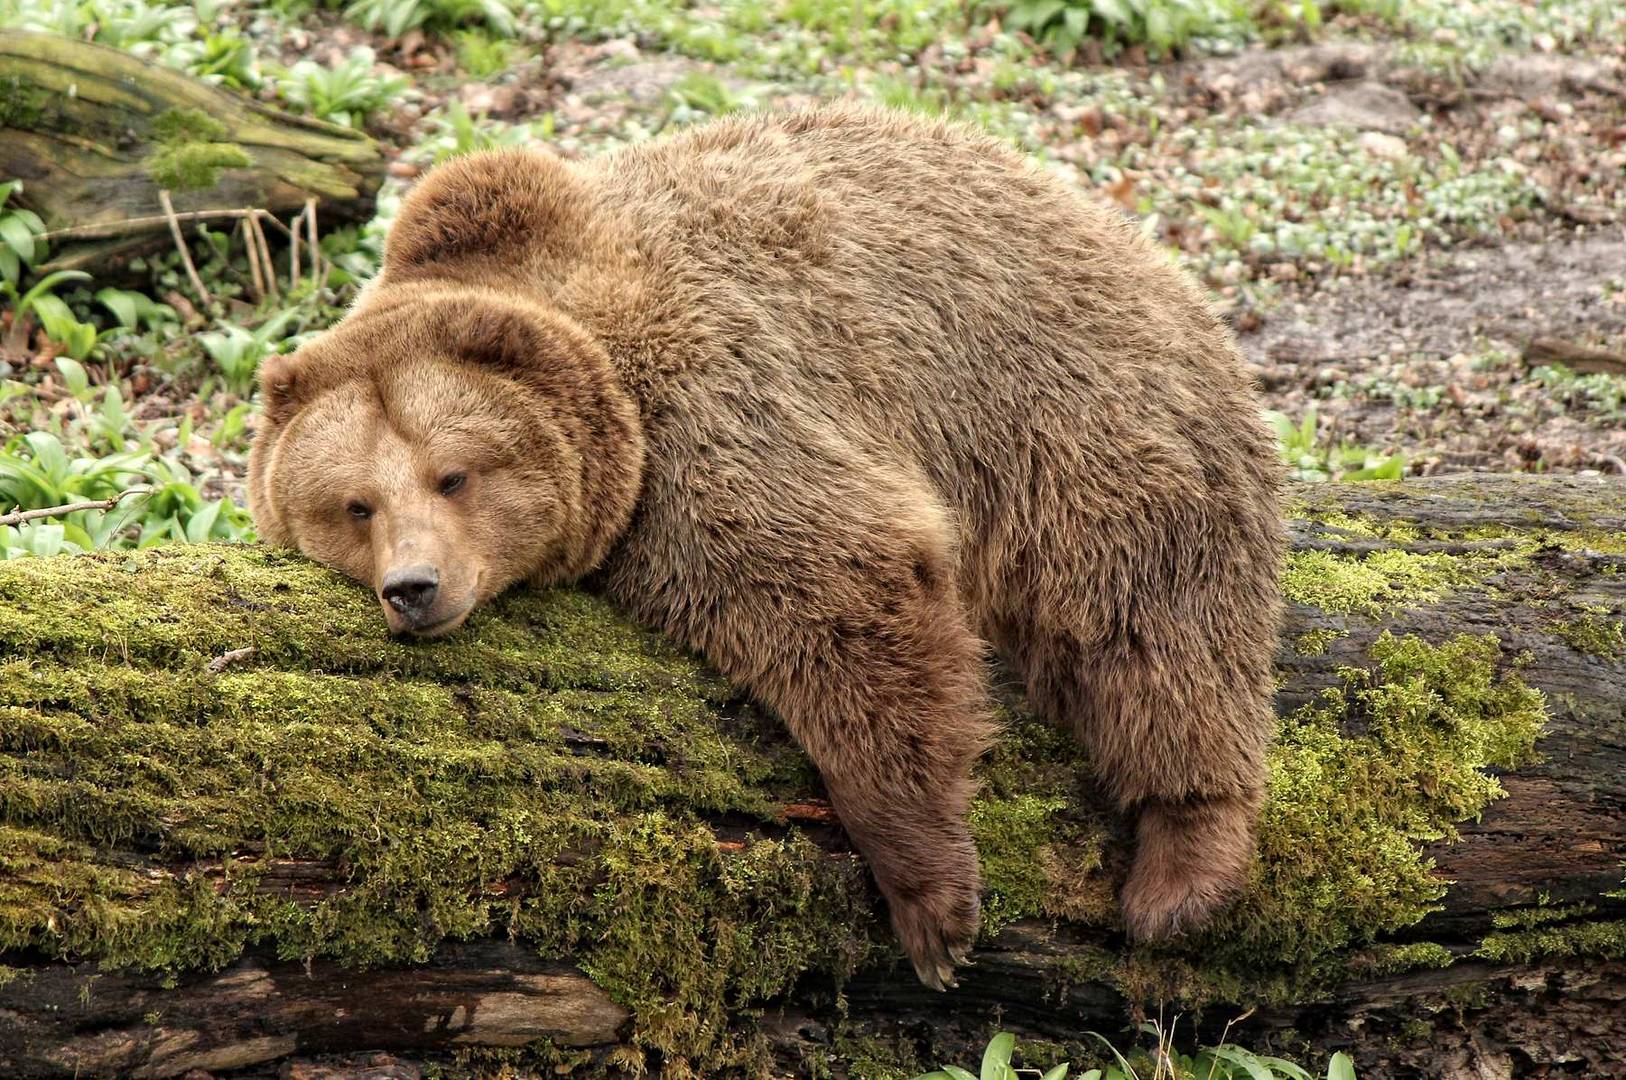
[346,501,372,521]
[438,472,467,497]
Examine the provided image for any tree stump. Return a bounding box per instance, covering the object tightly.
[0,30,384,271]
[0,475,1621,1078]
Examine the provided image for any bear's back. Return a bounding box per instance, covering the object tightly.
[576,106,1270,527]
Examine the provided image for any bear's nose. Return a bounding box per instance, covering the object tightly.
[381,565,439,620]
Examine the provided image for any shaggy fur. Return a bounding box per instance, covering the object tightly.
[248,105,1285,989]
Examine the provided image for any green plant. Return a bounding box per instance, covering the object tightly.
[178,30,263,89]
[665,72,751,122]
[280,50,410,127]
[419,101,552,164]
[0,428,253,559]
[1,270,98,359]
[343,0,516,37]
[1001,0,1244,59]
[1265,408,1405,482]
[0,180,46,288]
[452,28,518,76]
[914,1030,1359,1080]
[197,308,302,397]
[96,287,178,332]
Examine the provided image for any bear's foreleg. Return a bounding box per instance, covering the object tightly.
[602,454,995,988]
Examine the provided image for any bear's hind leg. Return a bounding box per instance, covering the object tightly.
[1010,614,1274,940]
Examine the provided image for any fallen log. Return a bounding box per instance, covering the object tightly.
[0,474,1621,1079]
[0,30,384,272]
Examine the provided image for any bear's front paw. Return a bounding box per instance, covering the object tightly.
[886,874,981,991]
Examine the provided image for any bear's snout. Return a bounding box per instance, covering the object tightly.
[381,564,441,630]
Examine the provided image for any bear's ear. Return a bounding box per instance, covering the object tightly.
[383,149,588,277]
[257,352,307,427]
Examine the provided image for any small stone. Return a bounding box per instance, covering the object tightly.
[1358,131,1408,161]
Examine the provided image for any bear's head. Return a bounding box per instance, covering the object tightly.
[247,286,644,637]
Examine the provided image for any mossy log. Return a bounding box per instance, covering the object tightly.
[0,30,383,271]
[0,474,1622,1079]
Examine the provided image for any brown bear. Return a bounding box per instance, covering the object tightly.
[248,104,1284,990]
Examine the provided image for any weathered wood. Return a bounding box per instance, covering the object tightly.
[1523,336,1626,376]
[0,30,384,271]
[0,474,1621,1078]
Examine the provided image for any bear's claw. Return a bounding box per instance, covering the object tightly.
[890,878,980,991]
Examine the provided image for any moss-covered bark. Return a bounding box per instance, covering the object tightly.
[0,475,1622,1078]
[0,30,383,271]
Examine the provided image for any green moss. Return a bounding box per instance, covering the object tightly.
[1312,511,1422,544]
[968,705,1113,929]
[1179,632,1545,992]
[971,793,1069,930]
[1490,901,1595,930]
[1475,920,1626,964]
[150,108,229,144]
[148,142,253,190]
[0,548,874,1073]
[1281,549,1476,615]
[1553,610,1625,658]
[1343,941,1455,978]
[1294,628,1345,656]
[145,108,251,191]
[0,75,47,130]
[0,549,1560,1064]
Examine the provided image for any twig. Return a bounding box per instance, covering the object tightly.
[239,217,266,303]
[37,208,295,244]
[288,211,302,292]
[305,198,321,286]
[0,486,153,529]
[250,212,279,300]
[206,646,258,674]
[160,190,212,308]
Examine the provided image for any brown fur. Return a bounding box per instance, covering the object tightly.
[248,105,1284,988]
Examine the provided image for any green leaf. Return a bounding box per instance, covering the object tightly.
[1210,1045,1274,1080]
[96,288,140,329]
[1092,0,1132,26]
[54,356,91,399]
[26,522,67,557]
[981,1033,1015,1080]
[1258,1056,1312,1080]
[0,214,35,264]
[942,1067,979,1080]
[1041,1065,1071,1080]
[185,498,225,543]
[17,270,93,315]
[1326,1052,1356,1080]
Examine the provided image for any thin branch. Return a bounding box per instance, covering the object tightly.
[305,199,321,286]
[289,210,303,292]
[37,208,295,244]
[250,212,280,301]
[0,486,153,529]
[160,190,211,308]
[206,646,258,674]
[239,217,266,303]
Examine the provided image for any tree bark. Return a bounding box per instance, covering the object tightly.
[0,475,1621,1079]
[0,30,384,271]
